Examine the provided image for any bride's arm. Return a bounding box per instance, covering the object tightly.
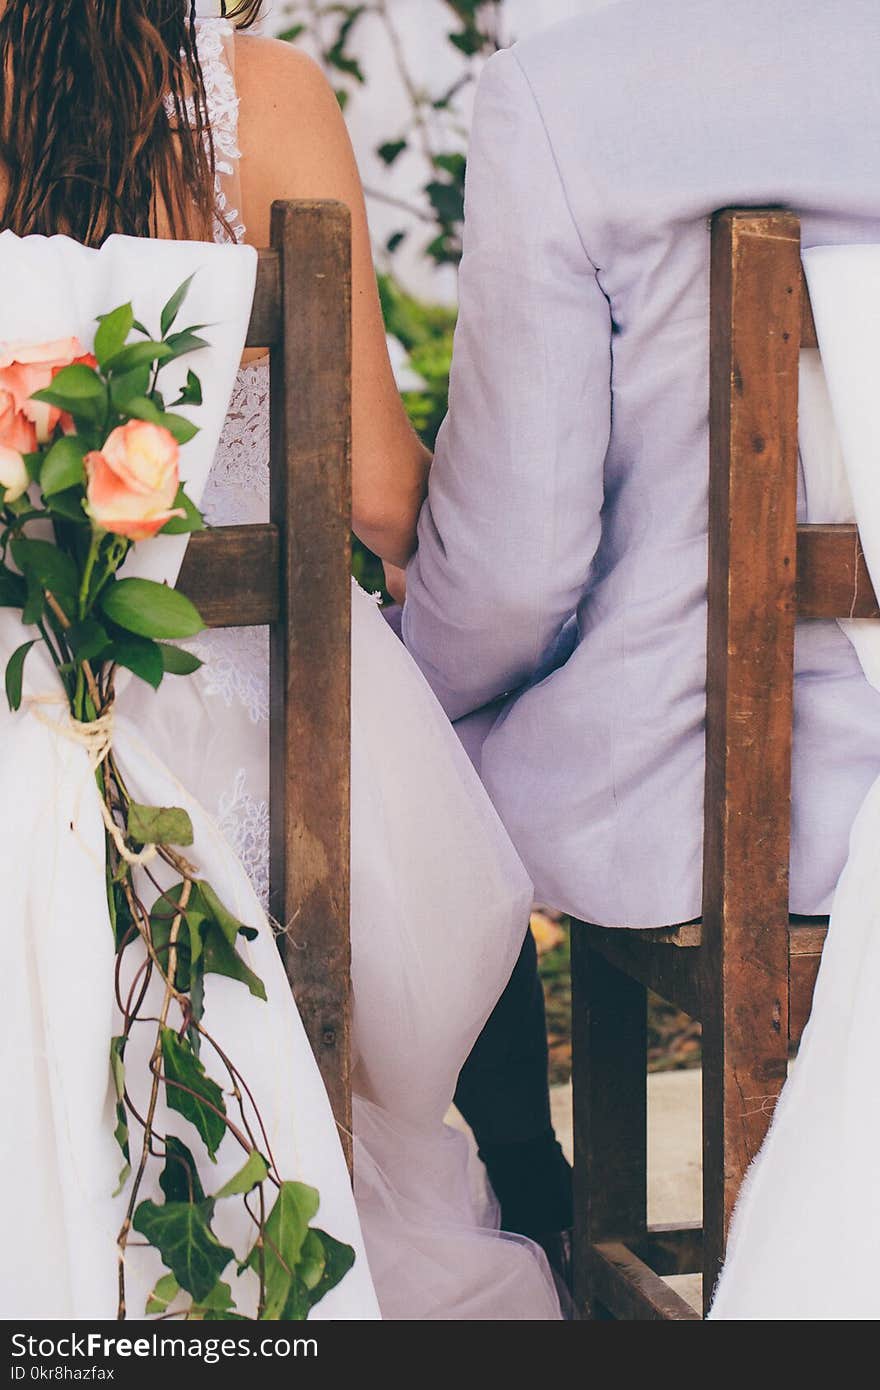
[235,37,430,568]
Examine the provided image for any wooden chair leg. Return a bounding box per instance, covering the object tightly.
[571,925,648,1319]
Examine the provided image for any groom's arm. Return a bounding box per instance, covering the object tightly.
[403,47,611,721]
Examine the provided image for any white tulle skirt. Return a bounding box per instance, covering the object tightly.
[0,586,560,1321]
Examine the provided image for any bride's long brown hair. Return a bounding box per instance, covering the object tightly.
[0,0,264,246]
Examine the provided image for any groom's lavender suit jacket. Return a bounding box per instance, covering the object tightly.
[403,0,880,925]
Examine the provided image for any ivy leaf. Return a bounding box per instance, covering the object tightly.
[113,1106,131,1198]
[386,231,407,255]
[197,880,253,948]
[159,642,203,676]
[215,1149,270,1200]
[169,370,203,409]
[133,1199,234,1304]
[189,1281,241,1319]
[127,802,194,848]
[201,926,267,1002]
[160,274,197,338]
[308,1230,357,1309]
[246,1181,320,1320]
[5,640,36,711]
[40,437,86,496]
[160,1135,206,1206]
[109,1035,127,1102]
[378,139,407,166]
[159,487,206,536]
[161,1026,227,1159]
[94,302,134,367]
[101,577,204,640]
[145,1273,180,1317]
[0,567,26,608]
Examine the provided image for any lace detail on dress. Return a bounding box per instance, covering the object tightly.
[200,358,271,525]
[217,769,270,910]
[168,19,245,245]
[190,624,269,725]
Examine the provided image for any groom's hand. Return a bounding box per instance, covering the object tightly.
[384,563,407,606]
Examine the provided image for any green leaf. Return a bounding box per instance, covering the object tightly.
[161,275,197,338]
[101,577,204,640]
[378,139,407,166]
[161,1026,227,1159]
[127,802,194,848]
[201,927,267,1002]
[113,1105,131,1197]
[22,573,44,625]
[133,1199,233,1304]
[170,370,203,409]
[160,1136,206,1206]
[5,639,35,711]
[145,1273,180,1317]
[197,881,250,949]
[95,302,134,367]
[31,362,104,406]
[159,487,205,536]
[308,1230,357,1309]
[11,537,78,609]
[46,487,88,523]
[110,365,152,413]
[66,617,111,663]
[246,1181,321,1320]
[215,1149,270,1200]
[123,396,198,445]
[103,340,173,375]
[190,1281,238,1319]
[159,642,203,676]
[277,23,306,42]
[109,632,165,689]
[162,329,210,364]
[0,567,26,608]
[40,437,86,496]
[109,1035,127,1102]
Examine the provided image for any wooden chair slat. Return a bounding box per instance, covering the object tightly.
[245,249,282,347]
[797,523,879,617]
[178,203,354,1175]
[590,1242,701,1321]
[178,525,280,627]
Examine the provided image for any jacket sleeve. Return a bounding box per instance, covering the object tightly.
[402,46,612,721]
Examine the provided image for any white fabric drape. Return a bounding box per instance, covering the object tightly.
[0,232,381,1320]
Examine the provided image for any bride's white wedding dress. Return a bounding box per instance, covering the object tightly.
[0,19,560,1321]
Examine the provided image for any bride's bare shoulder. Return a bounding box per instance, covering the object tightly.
[233,34,340,134]
[232,34,358,245]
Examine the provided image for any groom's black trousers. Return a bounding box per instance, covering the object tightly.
[454,926,553,1147]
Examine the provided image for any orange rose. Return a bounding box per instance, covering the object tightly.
[85,420,185,541]
[0,337,96,443]
[0,386,36,503]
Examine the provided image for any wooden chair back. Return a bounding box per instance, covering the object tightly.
[178,199,354,1168]
[573,208,879,1319]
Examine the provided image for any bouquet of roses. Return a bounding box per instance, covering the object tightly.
[0,281,353,1321]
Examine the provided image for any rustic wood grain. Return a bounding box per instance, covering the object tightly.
[633,1223,703,1277]
[245,249,282,348]
[701,209,802,1311]
[801,275,818,349]
[266,201,354,1171]
[797,524,879,618]
[591,1243,701,1321]
[178,525,280,627]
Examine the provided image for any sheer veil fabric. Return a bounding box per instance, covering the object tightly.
[709,246,880,1320]
[122,18,562,1320]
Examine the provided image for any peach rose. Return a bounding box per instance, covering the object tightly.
[85,420,185,541]
[0,338,97,443]
[0,444,30,503]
